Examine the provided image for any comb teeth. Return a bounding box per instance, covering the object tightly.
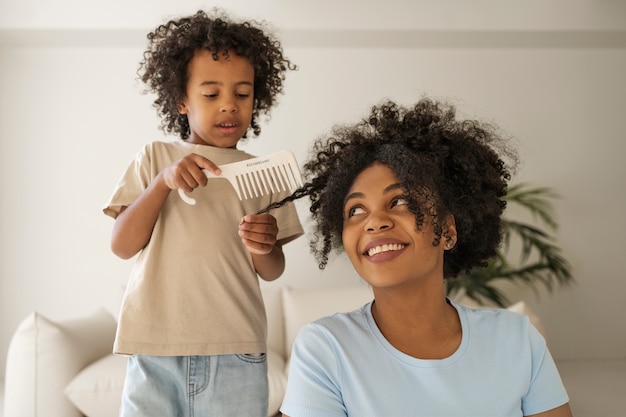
[178,150,303,205]
[235,163,303,200]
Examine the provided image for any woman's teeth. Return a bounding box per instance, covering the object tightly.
[367,243,405,257]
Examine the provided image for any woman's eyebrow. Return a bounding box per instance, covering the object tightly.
[343,192,364,206]
[384,183,403,194]
[343,183,403,206]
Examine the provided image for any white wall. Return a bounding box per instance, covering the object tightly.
[1,0,625,377]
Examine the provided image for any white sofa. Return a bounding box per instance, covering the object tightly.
[3,285,376,417]
[4,285,611,417]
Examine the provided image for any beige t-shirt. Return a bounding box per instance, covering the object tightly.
[104,141,303,356]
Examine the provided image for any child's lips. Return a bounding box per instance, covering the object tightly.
[217,121,239,133]
[217,121,238,128]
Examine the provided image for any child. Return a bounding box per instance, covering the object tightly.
[103,9,303,417]
[268,98,572,417]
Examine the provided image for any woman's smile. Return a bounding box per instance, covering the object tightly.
[363,238,408,262]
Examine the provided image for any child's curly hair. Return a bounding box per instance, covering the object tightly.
[266,97,517,279]
[139,8,296,140]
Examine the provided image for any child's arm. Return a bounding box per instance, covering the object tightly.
[110,153,220,259]
[238,214,290,281]
[110,176,171,259]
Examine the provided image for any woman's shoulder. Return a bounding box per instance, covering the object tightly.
[301,302,374,341]
[457,302,531,325]
[454,301,540,345]
[315,301,370,323]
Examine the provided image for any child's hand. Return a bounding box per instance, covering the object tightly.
[161,153,221,192]
[239,214,279,255]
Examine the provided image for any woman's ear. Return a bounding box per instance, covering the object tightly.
[443,215,457,250]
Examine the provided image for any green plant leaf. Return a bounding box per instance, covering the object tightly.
[447,183,573,308]
[503,183,560,230]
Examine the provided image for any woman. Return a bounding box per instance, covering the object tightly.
[269,97,572,417]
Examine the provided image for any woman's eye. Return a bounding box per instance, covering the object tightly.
[347,206,365,217]
[391,197,409,208]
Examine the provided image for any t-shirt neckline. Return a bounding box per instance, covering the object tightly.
[363,299,469,368]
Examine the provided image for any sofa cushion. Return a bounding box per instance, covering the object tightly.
[261,286,285,359]
[267,350,287,417]
[281,285,374,361]
[3,308,116,417]
[64,353,126,417]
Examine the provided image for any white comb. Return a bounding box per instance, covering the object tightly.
[178,150,303,205]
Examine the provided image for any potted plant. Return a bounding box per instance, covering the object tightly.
[447,183,573,308]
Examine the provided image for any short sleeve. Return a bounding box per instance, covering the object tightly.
[102,145,153,219]
[522,323,570,415]
[280,324,347,417]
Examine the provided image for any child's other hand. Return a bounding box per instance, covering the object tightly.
[239,214,278,255]
[161,153,221,192]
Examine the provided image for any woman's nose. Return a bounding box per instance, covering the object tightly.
[366,212,392,232]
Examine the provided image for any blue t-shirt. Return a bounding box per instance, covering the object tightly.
[281,300,569,417]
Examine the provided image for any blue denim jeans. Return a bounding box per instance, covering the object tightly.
[119,354,268,417]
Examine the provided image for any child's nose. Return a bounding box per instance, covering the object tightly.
[220,98,237,113]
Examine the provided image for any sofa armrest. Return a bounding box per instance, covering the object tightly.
[3,308,116,417]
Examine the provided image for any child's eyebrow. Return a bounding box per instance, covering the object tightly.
[198,81,253,87]
[343,183,403,206]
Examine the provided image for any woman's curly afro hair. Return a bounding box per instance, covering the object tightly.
[138,8,296,140]
[267,97,517,279]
